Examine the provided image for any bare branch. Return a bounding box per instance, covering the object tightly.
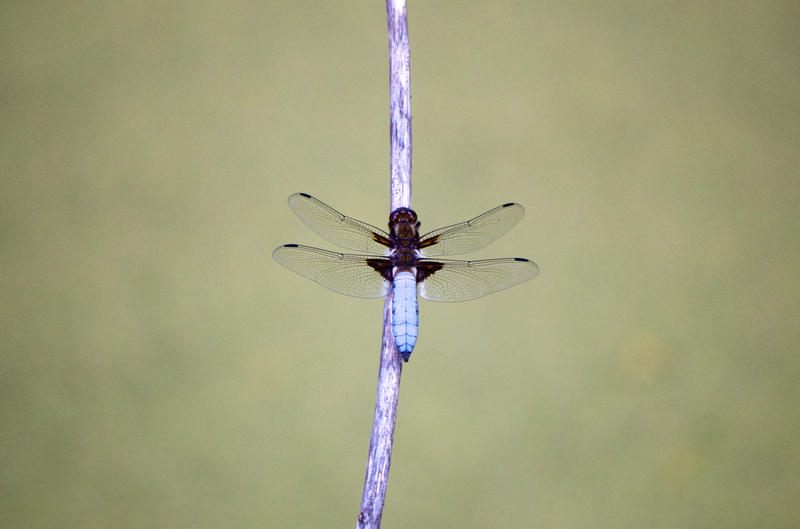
[357,1,412,528]
[386,0,412,211]
[357,298,403,528]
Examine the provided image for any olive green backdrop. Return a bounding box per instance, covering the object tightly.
[2,2,798,528]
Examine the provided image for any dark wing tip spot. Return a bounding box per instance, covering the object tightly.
[298,192,311,198]
[502,202,516,208]
[514,257,529,262]
[284,243,299,248]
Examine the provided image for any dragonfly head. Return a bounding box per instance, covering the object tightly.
[389,207,420,237]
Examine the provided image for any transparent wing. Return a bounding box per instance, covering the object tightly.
[418,202,525,256]
[287,193,392,253]
[273,244,390,298]
[417,257,539,302]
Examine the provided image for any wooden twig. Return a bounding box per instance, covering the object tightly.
[386,0,412,211]
[357,1,411,528]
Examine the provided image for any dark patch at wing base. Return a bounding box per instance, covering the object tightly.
[367,258,394,282]
[371,232,393,248]
[416,260,444,282]
[417,235,440,249]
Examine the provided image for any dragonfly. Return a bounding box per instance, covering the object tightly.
[273,193,539,361]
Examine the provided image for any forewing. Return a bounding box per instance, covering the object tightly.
[418,202,525,256]
[288,193,392,253]
[273,244,391,298]
[417,257,539,302]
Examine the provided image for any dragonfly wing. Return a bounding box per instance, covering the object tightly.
[288,193,392,253]
[418,202,525,257]
[417,256,539,302]
[273,244,391,298]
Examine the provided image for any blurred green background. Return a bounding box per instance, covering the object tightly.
[2,1,799,527]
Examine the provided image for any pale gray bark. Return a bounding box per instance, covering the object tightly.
[356,1,412,528]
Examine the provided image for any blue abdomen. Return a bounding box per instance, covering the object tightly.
[392,270,418,361]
